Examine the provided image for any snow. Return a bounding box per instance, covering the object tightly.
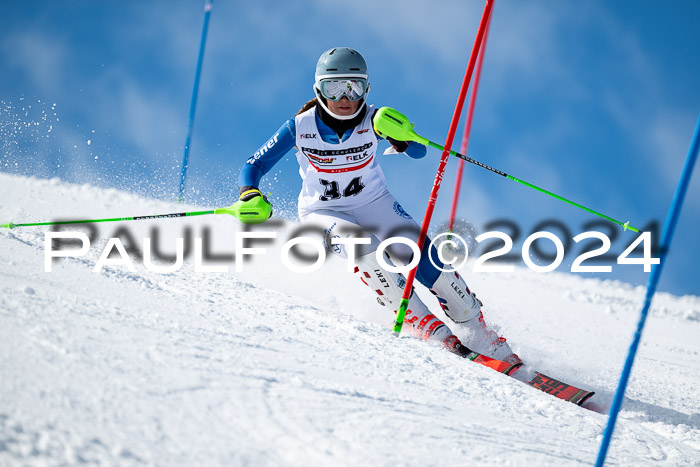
[1,172,698,466]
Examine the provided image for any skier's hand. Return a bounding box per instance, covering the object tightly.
[384,137,426,160]
[386,136,409,153]
[238,186,268,202]
[235,186,272,224]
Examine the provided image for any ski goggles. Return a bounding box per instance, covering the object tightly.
[318,78,368,102]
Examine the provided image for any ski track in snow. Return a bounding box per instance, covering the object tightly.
[1,173,699,466]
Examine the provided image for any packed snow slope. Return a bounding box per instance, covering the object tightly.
[1,173,699,466]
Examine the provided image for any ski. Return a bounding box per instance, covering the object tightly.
[524,371,595,406]
[461,350,595,407]
[464,351,523,375]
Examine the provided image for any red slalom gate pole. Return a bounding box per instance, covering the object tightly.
[393,0,495,334]
[448,13,492,233]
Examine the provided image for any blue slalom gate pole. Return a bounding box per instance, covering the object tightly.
[595,114,700,466]
[178,0,214,203]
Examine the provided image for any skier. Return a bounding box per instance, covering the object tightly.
[237,47,519,364]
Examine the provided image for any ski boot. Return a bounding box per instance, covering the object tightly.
[429,270,521,365]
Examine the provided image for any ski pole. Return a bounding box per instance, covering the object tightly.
[374,106,640,233]
[0,198,272,229]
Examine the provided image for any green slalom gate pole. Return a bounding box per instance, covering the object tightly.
[1,198,272,229]
[374,106,640,233]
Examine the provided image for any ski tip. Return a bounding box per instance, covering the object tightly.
[527,372,595,407]
[573,391,596,406]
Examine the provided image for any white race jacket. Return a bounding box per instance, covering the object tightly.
[294,105,387,213]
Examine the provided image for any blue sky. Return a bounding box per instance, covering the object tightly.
[1,0,699,296]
